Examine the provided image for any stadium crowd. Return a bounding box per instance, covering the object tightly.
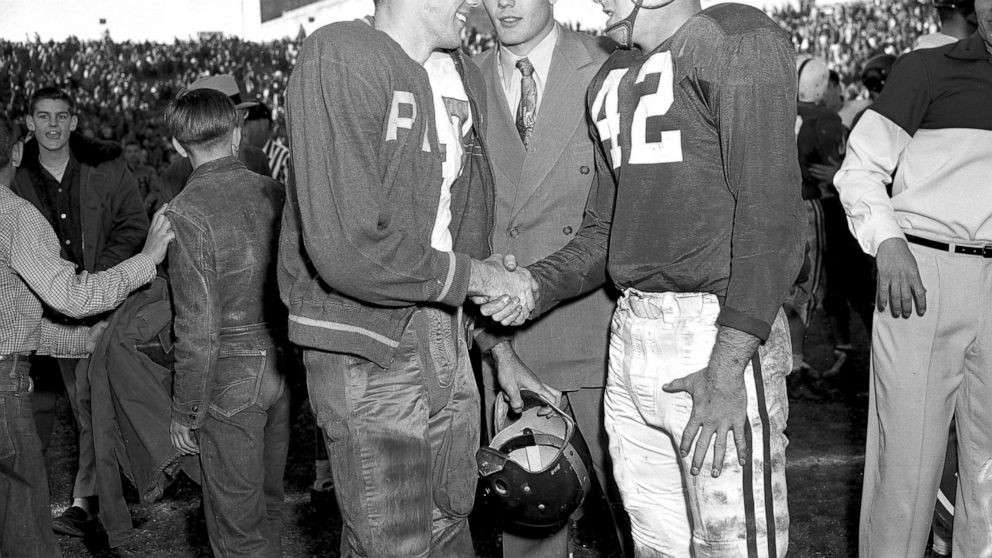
[1,0,938,154]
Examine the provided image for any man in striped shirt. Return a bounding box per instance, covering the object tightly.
[0,114,175,558]
[244,103,291,185]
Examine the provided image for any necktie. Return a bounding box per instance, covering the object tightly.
[515,57,537,148]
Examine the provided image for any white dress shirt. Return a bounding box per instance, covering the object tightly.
[497,23,559,119]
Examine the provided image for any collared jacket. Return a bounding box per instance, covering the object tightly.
[279,20,495,368]
[13,133,149,273]
[166,157,286,429]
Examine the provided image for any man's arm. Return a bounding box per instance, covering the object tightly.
[664,30,805,477]
[524,129,613,317]
[37,320,108,358]
[9,203,163,318]
[167,208,220,433]
[835,54,929,317]
[94,164,150,271]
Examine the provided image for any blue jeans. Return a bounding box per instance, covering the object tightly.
[197,346,290,558]
[304,307,479,558]
[1,356,59,558]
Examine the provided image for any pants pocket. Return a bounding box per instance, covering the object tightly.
[209,350,266,418]
[0,397,15,460]
[418,309,458,416]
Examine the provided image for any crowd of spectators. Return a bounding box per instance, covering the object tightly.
[0,0,941,168]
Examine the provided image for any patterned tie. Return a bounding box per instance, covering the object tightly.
[515,57,537,148]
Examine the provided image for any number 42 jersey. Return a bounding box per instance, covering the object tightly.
[549,3,805,340]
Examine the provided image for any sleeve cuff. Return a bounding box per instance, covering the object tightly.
[716,306,771,342]
[436,251,471,307]
[866,220,906,257]
[171,400,206,429]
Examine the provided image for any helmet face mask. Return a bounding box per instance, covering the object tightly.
[604,0,680,48]
[477,390,592,537]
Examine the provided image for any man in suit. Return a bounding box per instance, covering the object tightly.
[474,1,618,555]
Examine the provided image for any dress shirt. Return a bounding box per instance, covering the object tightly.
[0,185,155,356]
[498,23,559,118]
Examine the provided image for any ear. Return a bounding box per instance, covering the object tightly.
[232,127,242,155]
[25,116,36,133]
[69,114,78,132]
[11,141,23,168]
[171,137,189,159]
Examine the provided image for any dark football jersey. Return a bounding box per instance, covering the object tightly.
[530,3,805,340]
[796,102,846,200]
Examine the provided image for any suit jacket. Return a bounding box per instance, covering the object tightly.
[475,28,616,391]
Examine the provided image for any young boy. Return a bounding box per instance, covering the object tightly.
[164,88,289,557]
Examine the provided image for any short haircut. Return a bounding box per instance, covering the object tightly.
[0,115,17,169]
[164,88,238,151]
[828,70,841,86]
[29,87,77,115]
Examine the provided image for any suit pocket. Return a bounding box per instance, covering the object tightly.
[209,349,266,418]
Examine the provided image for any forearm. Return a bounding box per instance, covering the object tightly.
[707,326,761,382]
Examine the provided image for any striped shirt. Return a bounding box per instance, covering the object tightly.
[263,139,291,185]
[836,33,992,255]
[0,185,156,356]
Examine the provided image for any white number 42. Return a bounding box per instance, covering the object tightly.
[591,51,684,169]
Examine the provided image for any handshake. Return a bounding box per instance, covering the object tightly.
[468,254,540,326]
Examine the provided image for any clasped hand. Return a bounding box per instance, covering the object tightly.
[468,254,539,326]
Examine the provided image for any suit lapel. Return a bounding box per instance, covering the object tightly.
[512,29,593,220]
[481,51,526,186]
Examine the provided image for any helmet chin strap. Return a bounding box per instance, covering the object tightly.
[604,0,679,49]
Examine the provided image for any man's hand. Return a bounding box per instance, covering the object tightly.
[875,237,926,318]
[141,204,175,265]
[492,341,561,414]
[85,320,109,353]
[170,420,199,455]
[469,254,537,326]
[662,327,758,477]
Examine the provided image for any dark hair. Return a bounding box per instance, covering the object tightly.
[164,88,238,150]
[0,115,18,170]
[828,70,841,86]
[29,87,77,115]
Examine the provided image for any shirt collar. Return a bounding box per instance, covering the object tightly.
[946,32,991,61]
[187,155,243,184]
[497,23,559,90]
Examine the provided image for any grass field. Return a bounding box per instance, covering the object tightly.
[47,312,872,557]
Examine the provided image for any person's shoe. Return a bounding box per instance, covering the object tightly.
[820,346,853,379]
[52,506,93,537]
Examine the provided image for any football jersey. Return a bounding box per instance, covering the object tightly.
[583,3,804,339]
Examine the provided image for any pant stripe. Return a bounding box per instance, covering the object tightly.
[742,421,759,558]
[752,353,778,558]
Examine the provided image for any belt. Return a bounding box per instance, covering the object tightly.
[906,234,992,258]
[0,352,31,361]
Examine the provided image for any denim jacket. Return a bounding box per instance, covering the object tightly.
[166,157,286,429]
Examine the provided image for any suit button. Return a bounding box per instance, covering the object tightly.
[563,226,573,235]
[509,228,520,238]
[580,165,590,175]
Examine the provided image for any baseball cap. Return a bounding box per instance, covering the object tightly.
[187,74,258,109]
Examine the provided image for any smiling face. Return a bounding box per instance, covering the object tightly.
[27,99,77,154]
[483,0,556,55]
[425,0,477,50]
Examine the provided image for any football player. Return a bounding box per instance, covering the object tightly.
[483,0,805,554]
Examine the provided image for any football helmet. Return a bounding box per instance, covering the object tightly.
[477,390,591,538]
